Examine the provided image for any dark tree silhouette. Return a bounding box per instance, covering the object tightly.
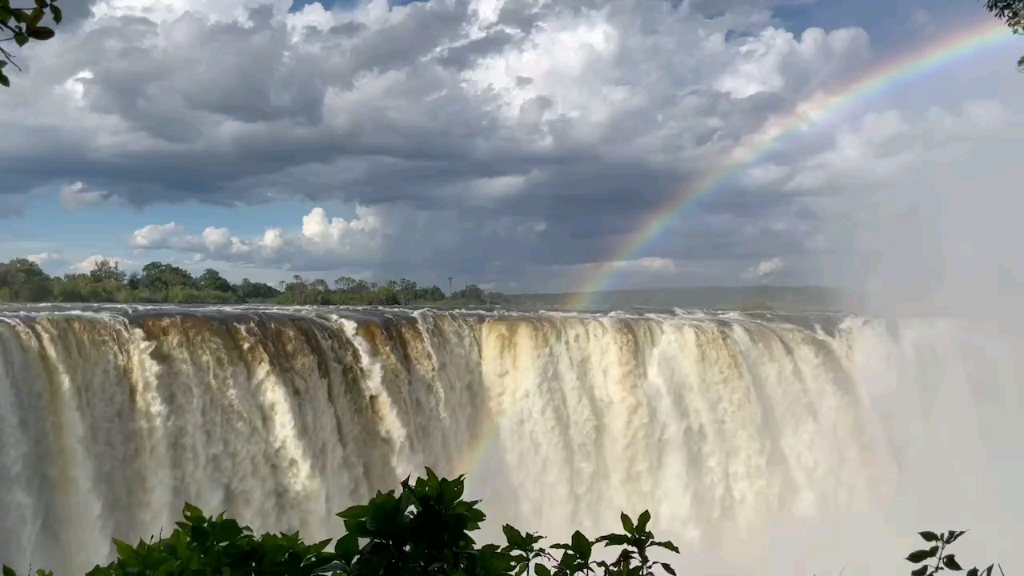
[0,0,62,87]
[982,0,1024,69]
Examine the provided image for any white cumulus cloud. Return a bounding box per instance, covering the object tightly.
[27,252,68,266]
[741,257,785,280]
[129,205,387,269]
[71,255,134,273]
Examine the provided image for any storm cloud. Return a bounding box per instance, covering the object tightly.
[1,0,1022,291]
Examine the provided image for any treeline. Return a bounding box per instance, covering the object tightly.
[0,258,511,306]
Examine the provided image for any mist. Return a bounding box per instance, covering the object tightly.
[809,124,1024,576]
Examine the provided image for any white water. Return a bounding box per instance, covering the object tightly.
[0,306,1018,576]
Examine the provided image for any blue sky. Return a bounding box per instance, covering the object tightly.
[1,0,1022,294]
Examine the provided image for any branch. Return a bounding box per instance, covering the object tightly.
[0,45,21,71]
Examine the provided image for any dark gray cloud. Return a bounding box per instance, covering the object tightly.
[0,0,956,290]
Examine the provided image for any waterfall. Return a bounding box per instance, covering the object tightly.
[0,305,1016,576]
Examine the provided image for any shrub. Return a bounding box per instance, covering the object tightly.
[1,469,1004,576]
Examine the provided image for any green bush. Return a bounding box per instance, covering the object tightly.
[1,469,1004,576]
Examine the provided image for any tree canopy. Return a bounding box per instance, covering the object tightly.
[0,257,508,307]
[983,0,1024,69]
[0,0,62,88]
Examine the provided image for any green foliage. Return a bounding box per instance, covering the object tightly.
[1,469,1005,576]
[982,0,1024,69]
[0,0,62,87]
[0,257,508,307]
[1,468,682,576]
[904,530,1004,576]
[197,268,233,293]
[0,258,53,301]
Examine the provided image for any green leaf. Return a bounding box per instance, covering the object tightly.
[907,549,937,564]
[48,4,60,24]
[190,524,210,547]
[967,568,979,576]
[946,531,969,544]
[503,524,524,547]
[112,538,135,559]
[571,531,592,560]
[336,504,372,520]
[0,72,9,88]
[15,33,28,47]
[0,61,7,69]
[4,565,19,576]
[535,564,551,576]
[654,540,680,554]
[944,556,964,571]
[309,538,332,555]
[621,512,635,535]
[26,7,43,26]
[26,25,54,40]
[919,531,940,543]
[34,0,47,8]
[334,533,359,561]
[912,566,931,576]
[597,534,631,547]
[659,562,678,576]
[182,502,204,524]
[637,510,652,533]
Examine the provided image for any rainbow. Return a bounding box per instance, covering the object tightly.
[450,17,1018,481]
[565,17,1017,309]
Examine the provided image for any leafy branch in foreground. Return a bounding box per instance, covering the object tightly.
[0,0,62,87]
[0,468,1005,576]
[906,530,1005,576]
[980,0,1024,70]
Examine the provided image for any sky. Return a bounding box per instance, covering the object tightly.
[0,0,1023,295]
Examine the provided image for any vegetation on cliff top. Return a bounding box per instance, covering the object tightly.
[0,257,509,306]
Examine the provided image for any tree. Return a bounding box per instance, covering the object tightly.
[416,285,446,302]
[983,0,1024,69]
[0,257,47,285]
[89,259,127,285]
[0,253,491,305]
[235,278,280,300]
[449,276,454,296]
[463,284,485,303]
[335,276,359,292]
[0,257,52,301]
[397,278,417,304]
[140,262,194,292]
[0,0,63,88]
[197,268,232,293]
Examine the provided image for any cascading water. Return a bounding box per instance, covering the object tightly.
[0,305,1016,576]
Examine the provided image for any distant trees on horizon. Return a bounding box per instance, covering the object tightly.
[0,257,507,306]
